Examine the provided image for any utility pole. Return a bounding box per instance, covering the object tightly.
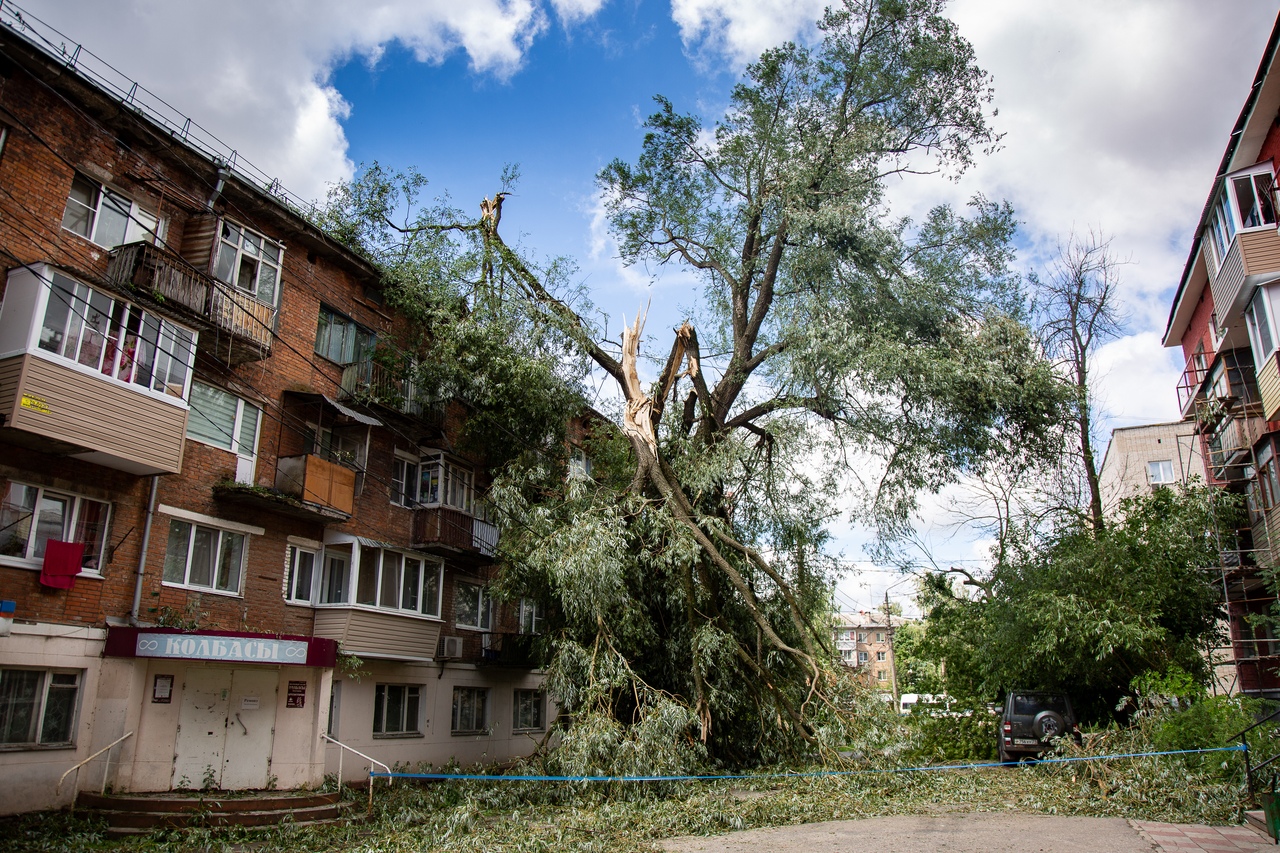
[886,589,899,707]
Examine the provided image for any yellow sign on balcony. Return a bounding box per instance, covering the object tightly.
[19,394,50,415]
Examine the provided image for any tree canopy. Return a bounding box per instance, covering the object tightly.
[321,0,1065,767]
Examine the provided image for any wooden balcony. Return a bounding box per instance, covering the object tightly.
[1206,407,1264,481]
[340,357,442,424]
[0,352,186,474]
[412,506,496,560]
[107,241,273,363]
[275,453,356,515]
[1208,229,1280,323]
[313,608,441,662]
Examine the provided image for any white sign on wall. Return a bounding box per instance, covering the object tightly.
[135,633,309,664]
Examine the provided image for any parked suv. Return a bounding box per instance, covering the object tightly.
[998,691,1079,762]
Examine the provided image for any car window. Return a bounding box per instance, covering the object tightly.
[1012,694,1068,716]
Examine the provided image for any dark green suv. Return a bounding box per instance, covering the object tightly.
[998,691,1078,763]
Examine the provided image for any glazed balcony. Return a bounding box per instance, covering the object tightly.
[107,241,273,363]
[312,607,442,663]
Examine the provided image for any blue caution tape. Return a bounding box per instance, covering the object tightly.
[367,744,1247,783]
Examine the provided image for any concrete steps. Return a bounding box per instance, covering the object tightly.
[76,790,352,838]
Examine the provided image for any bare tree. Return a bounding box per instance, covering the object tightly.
[1035,232,1126,536]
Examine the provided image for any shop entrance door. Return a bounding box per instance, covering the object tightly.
[173,668,277,790]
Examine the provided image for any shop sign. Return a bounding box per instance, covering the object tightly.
[286,681,306,708]
[135,632,309,663]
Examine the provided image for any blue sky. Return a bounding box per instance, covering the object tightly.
[14,0,1280,612]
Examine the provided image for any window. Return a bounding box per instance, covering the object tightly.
[1208,165,1278,264]
[455,581,492,630]
[569,446,592,479]
[38,272,195,400]
[285,545,317,604]
[856,632,867,643]
[320,551,351,604]
[350,548,442,616]
[840,649,853,661]
[857,651,869,664]
[875,632,885,643]
[162,519,246,594]
[61,174,160,248]
[394,452,474,513]
[213,221,282,305]
[513,689,545,732]
[1259,443,1280,511]
[518,599,543,634]
[0,669,79,746]
[0,483,109,572]
[314,305,375,365]
[876,651,887,662]
[451,686,488,734]
[187,382,261,482]
[373,684,421,736]
[877,670,888,681]
[1147,460,1176,486]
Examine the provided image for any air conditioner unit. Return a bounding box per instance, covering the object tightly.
[439,636,463,659]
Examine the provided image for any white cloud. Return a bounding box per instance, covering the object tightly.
[669,0,825,65]
[19,0,573,201]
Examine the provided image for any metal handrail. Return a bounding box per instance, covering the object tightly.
[1228,707,1280,799]
[57,730,133,805]
[321,734,391,816]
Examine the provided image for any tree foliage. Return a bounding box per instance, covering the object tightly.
[919,486,1235,722]
[321,0,1065,767]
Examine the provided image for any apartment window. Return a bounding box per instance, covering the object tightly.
[569,446,592,479]
[285,545,317,604]
[213,221,282,305]
[393,452,474,513]
[875,632,885,643]
[857,651,869,664]
[1233,168,1277,229]
[61,173,160,248]
[518,599,543,634]
[1147,460,1176,486]
[1208,191,1235,264]
[876,651,887,662]
[856,632,867,643]
[451,686,488,734]
[314,305,375,365]
[841,649,853,661]
[1259,443,1280,510]
[187,382,261,466]
[319,551,351,604]
[162,519,246,594]
[372,684,421,736]
[38,272,195,400]
[0,483,109,572]
[0,669,79,746]
[513,689,545,732]
[877,670,888,681]
[351,547,443,617]
[455,581,492,630]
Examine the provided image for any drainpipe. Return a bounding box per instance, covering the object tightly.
[205,164,230,211]
[129,475,160,626]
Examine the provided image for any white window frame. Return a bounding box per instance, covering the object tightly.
[394,451,475,514]
[314,305,375,366]
[187,381,262,482]
[518,598,544,635]
[1247,284,1280,372]
[857,651,869,664]
[372,683,422,737]
[1208,163,1277,265]
[213,220,282,306]
[0,668,81,748]
[454,580,492,631]
[513,689,545,732]
[0,482,110,575]
[451,686,488,734]
[319,550,351,605]
[1148,459,1176,486]
[61,173,162,249]
[161,518,249,596]
[284,543,318,605]
[569,446,592,479]
[342,546,443,618]
[876,650,887,662]
[37,271,196,403]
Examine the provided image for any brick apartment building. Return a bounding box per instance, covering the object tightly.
[832,611,897,695]
[0,12,553,813]
[1163,13,1280,699]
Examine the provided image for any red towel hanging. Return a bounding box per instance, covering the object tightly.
[39,540,84,590]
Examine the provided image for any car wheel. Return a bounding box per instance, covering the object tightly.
[1033,710,1065,740]
[997,741,1009,764]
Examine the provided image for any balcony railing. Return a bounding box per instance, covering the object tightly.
[1177,353,1209,416]
[1207,409,1263,477]
[412,506,475,552]
[340,357,442,422]
[107,241,273,360]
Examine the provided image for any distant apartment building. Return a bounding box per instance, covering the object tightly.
[832,611,897,694]
[1097,421,1206,511]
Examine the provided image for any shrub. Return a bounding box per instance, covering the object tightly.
[905,706,999,763]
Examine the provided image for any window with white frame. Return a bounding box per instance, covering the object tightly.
[451,686,488,734]
[61,173,161,248]
[0,668,80,746]
[518,598,543,634]
[569,446,592,479]
[876,650,887,662]
[877,670,888,681]
[513,689,545,732]
[314,305,375,365]
[38,272,195,400]
[187,382,261,481]
[1148,460,1176,486]
[856,632,867,643]
[455,581,492,630]
[319,550,351,604]
[393,452,474,513]
[162,519,246,594]
[875,632,885,643]
[1208,165,1277,264]
[0,483,109,572]
[1246,285,1280,372]
[213,220,282,306]
[285,544,317,604]
[857,651,869,664]
[349,547,442,617]
[373,684,421,736]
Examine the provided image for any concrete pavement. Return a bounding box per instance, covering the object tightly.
[660,814,1275,852]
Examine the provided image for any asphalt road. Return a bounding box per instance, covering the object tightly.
[660,814,1274,852]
